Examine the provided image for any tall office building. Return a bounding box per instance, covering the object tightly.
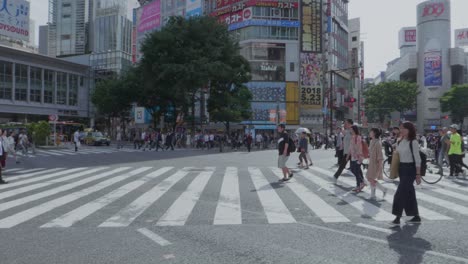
[48,0,88,57]
[39,25,49,55]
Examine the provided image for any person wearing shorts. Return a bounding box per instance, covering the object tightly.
[277,124,293,182]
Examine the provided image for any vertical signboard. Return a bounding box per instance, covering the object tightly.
[186,0,202,17]
[424,50,442,87]
[138,0,161,33]
[455,28,468,47]
[0,0,30,41]
[300,0,322,112]
[300,0,322,52]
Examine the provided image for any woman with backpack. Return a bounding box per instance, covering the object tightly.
[366,128,387,200]
[349,125,365,192]
[391,121,422,225]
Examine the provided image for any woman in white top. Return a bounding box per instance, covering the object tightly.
[391,122,422,225]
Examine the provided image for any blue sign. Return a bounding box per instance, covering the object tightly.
[185,0,202,18]
[424,50,442,87]
[228,19,300,31]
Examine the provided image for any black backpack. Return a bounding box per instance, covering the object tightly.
[409,140,427,176]
[288,137,296,153]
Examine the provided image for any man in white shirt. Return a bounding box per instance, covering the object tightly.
[73,130,80,152]
[209,133,215,149]
[256,134,263,149]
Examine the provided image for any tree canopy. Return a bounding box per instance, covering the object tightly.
[440,84,468,124]
[138,15,252,131]
[363,81,419,123]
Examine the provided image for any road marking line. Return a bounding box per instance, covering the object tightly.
[356,223,393,234]
[36,150,63,156]
[248,167,296,224]
[270,167,350,223]
[3,168,22,173]
[213,167,242,225]
[430,187,468,202]
[300,170,395,221]
[0,167,108,201]
[0,168,116,212]
[99,168,191,227]
[45,150,77,155]
[0,167,152,228]
[309,166,452,221]
[11,168,45,174]
[156,168,215,226]
[0,168,79,190]
[137,228,171,246]
[41,167,173,228]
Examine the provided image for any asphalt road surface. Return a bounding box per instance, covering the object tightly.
[1,145,468,264]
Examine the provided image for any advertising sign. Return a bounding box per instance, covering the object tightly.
[219,7,252,25]
[186,0,202,17]
[300,53,322,109]
[137,0,161,33]
[0,0,29,41]
[212,0,297,16]
[418,0,449,23]
[398,27,417,48]
[300,0,322,53]
[405,30,416,42]
[135,107,146,124]
[424,50,442,87]
[455,28,468,47]
[228,19,299,31]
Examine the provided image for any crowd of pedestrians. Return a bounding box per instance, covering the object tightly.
[0,128,31,184]
[276,119,467,226]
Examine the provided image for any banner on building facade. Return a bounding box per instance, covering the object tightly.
[0,0,30,41]
[300,0,322,53]
[186,0,202,17]
[137,0,161,33]
[300,53,322,109]
[424,50,442,87]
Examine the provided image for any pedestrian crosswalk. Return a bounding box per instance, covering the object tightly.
[10,147,141,159]
[1,165,468,229]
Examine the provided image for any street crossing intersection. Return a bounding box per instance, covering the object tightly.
[0,165,467,229]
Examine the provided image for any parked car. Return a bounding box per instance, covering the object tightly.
[84,131,111,146]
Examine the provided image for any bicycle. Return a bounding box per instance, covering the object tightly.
[383,147,444,184]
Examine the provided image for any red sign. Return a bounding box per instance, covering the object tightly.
[219,7,252,25]
[422,3,445,17]
[404,29,416,42]
[49,115,59,122]
[457,31,468,40]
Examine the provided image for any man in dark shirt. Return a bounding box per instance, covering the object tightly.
[277,124,293,181]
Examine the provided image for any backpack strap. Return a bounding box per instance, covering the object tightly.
[409,140,416,164]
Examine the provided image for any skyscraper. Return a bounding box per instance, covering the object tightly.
[48,0,88,57]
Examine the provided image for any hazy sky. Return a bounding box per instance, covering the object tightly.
[29,0,468,78]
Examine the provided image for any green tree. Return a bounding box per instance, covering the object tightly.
[440,84,468,124]
[91,75,135,133]
[364,81,419,123]
[26,121,51,146]
[139,15,251,132]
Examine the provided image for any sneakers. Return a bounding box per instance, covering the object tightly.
[390,217,401,226]
[289,173,294,178]
[279,177,290,182]
[408,216,422,224]
[0,179,7,185]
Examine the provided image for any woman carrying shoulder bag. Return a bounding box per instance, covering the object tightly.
[349,125,365,192]
[366,128,387,200]
[391,122,422,225]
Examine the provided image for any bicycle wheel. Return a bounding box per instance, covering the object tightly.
[383,159,391,179]
[421,162,443,184]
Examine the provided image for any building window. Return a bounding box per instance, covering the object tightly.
[290,62,295,72]
[15,64,28,101]
[44,70,55,104]
[30,67,42,103]
[62,3,71,7]
[352,36,357,42]
[0,60,12,100]
[61,34,71,40]
[56,72,67,105]
[69,75,78,106]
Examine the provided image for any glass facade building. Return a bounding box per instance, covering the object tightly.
[0,46,91,123]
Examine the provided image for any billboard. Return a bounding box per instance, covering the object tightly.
[455,28,468,47]
[300,0,322,53]
[418,0,450,23]
[218,7,252,25]
[186,0,202,17]
[300,53,322,109]
[398,27,417,48]
[228,19,299,31]
[137,0,161,33]
[424,50,442,87]
[0,0,29,41]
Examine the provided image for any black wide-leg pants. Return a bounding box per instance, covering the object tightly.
[392,163,419,217]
